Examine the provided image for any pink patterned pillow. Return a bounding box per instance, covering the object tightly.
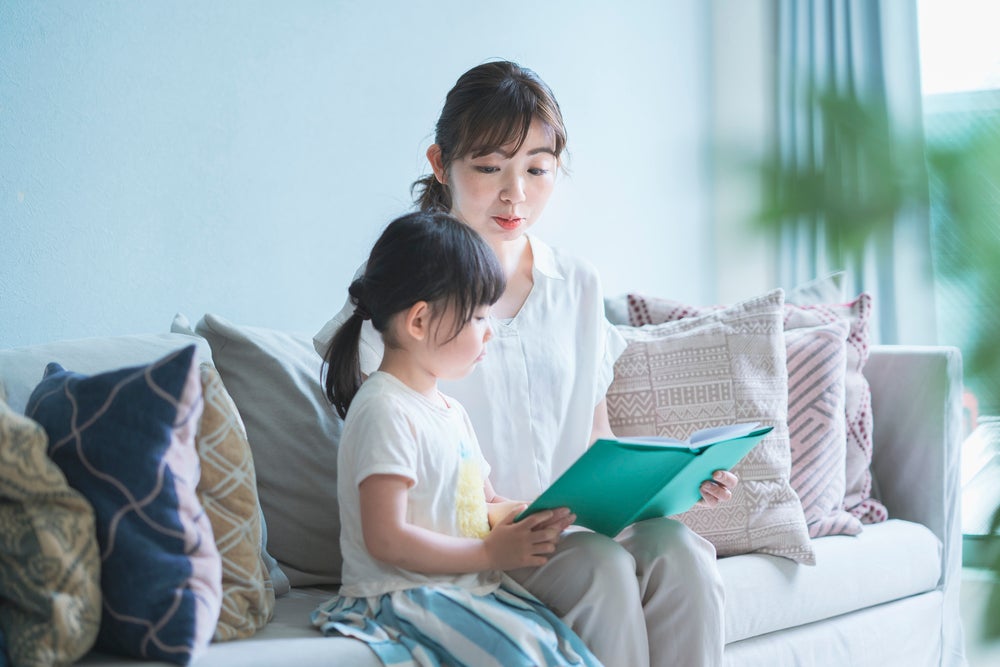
[628,291,887,531]
[784,322,861,537]
[783,294,887,524]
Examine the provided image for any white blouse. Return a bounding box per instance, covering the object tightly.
[314,235,627,501]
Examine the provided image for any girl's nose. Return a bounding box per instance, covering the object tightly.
[484,323,493,342]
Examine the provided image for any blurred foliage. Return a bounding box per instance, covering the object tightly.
[756,90,1000,413]
[756,90,1000,639]
[757,92,925,271]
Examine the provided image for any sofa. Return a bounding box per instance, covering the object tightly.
[0,304,966,667]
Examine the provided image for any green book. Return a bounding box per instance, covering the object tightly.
[516,423,774,537]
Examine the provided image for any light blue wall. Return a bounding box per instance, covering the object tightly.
[0,0,714,348]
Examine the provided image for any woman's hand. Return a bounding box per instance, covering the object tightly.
[699,470,739,507]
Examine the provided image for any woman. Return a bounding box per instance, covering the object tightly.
[315,60,736,667]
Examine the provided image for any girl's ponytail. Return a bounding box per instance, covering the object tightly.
[324,279,370,419]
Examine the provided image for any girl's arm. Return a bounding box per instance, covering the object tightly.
[483,477,574,531]
[591,398,739,505]
[360,473,564,574]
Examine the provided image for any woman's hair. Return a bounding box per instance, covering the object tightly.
[324,210,506,419]
[412,60,568,212]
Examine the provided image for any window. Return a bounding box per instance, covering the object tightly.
[918,0,1000,560]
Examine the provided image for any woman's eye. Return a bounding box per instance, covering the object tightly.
[475,166,499,174]
[528,168,549,176]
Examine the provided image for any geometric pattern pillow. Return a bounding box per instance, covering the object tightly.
[25,345,222,665]
[611,290,816,564]
[628,290,887,528]
[195,363,275,641]
[190,314,344,587]
[0,399,101,666]
[784,294,887,524]
[784,322,862,537]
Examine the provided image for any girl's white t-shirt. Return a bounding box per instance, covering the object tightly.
[336,371,499,598]
[314,235,627,501]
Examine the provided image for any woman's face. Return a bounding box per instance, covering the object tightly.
[431,118,558,246]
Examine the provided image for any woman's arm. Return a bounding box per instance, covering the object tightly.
[359,474,563,573]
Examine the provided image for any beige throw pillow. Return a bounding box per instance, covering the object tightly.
[609,290,815,564]
[195,363,276,640]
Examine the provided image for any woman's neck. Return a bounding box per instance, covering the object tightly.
[488,236,535,320]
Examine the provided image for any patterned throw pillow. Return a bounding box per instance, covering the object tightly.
[783,294,887,524]
[189,314,344,587]
[610,290,816,564]
[784,322,862,537]
[25,345,222,665]
[628,291,887,528]
[0,399,101,667]
[195,363,275,640]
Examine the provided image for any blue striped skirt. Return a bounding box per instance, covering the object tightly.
[311,580,603,667]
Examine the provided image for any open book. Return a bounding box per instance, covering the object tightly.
[516,422,773,537]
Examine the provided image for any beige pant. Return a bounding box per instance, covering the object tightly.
[509,518,724,667]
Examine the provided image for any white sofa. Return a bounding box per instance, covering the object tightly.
[0,325,966,667]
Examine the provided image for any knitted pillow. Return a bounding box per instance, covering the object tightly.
[610,290,815,564]
[25,345,222,665]
[628,291,886,528]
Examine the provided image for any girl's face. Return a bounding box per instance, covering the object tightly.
[428,304,494,380]
[433,118,558,246]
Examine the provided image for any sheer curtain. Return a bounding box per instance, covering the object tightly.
[774,0,936,345]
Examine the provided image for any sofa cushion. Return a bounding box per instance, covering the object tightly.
[0,333,213,415]
[195,363,276,640]
[0,399,101,666]
[783,321,861,538]
[185,314,345,587]
[77,587,382,667]
[25,345,222,665]
[719,518,941,643]
[609,290,816,564]
[627,291,883,534]
[783,294,887,524]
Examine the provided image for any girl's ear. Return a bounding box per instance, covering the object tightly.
[402,301,432,342]
[426,145,447,184]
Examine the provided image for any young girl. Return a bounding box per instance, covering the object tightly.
[316,62,737,667]
[313,210,601,667]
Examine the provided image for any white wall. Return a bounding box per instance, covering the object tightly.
[0,0,719,348]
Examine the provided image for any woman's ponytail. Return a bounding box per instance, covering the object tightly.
[411,174,451,213]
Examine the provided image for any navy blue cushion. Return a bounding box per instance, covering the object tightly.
[26,345,221,665]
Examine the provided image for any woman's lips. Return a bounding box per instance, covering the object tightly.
[493,216,523,230]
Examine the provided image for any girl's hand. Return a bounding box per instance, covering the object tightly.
[483,506,569,570]
[699,470,739,507]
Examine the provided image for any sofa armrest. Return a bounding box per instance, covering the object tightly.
[864,345,963,547]
[864,345,966,665]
